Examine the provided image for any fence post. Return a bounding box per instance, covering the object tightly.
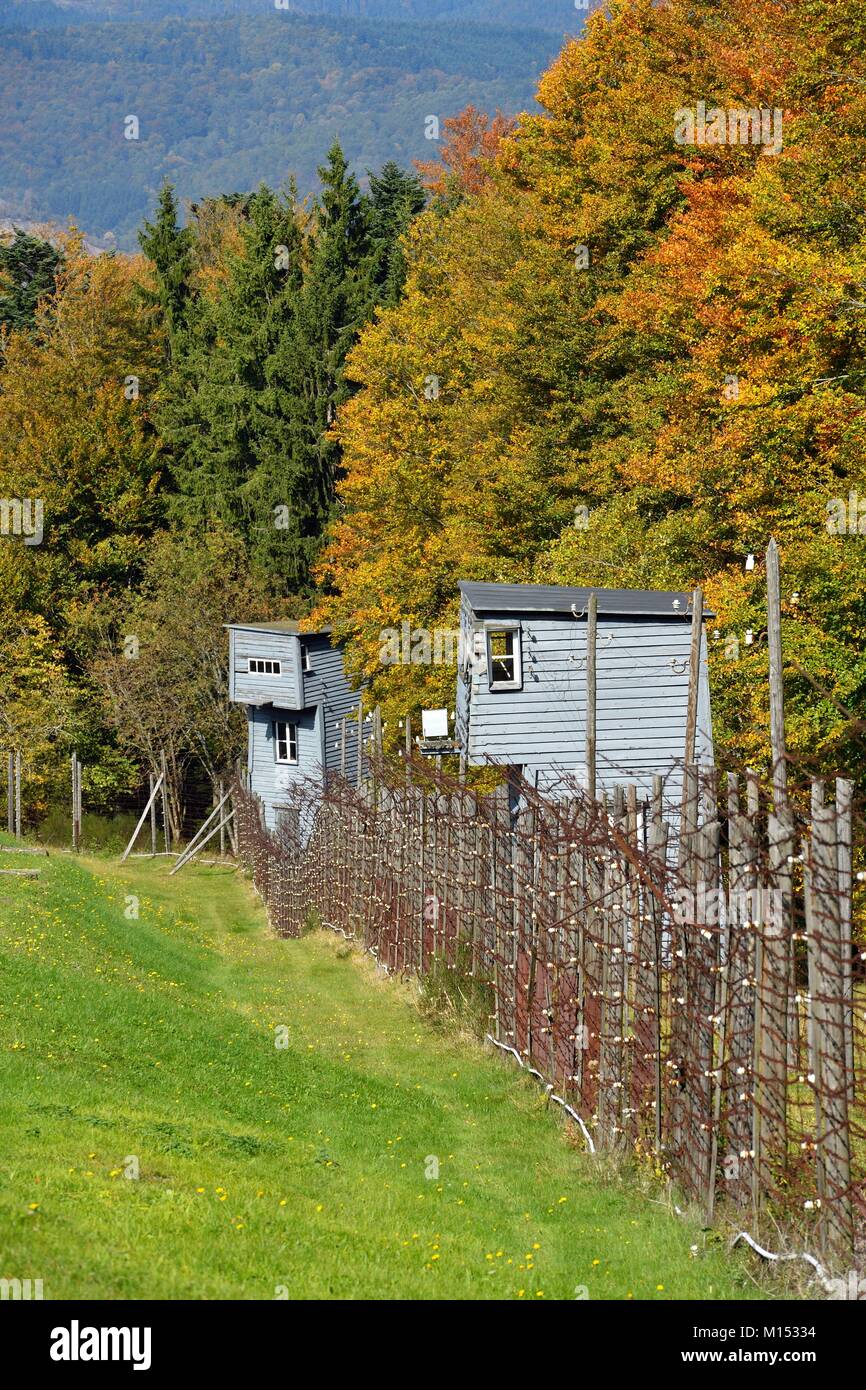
[15,749,21,838]
[692,813,720,1208]
[160,751,172,854]
[836,777,855,1107]
[684,588,703,769]
[72,753,80,852]
[586,592,597,801]
[149,774,158,856]
[806,782,853,1261]
[765,537,788,809]
[752,808,793,1203]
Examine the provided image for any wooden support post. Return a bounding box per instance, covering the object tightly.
[219,780,226,859]
[6,751,12,835]
[585,592,597,802]
[170,791,232,875]
[684,587,703,769]
[160,751,172,854]
[148,774,157,856]
[121,773,164,862]
[694,816,721,1207]
[15,749,21,838]
[836,777,855,1107]
[753,810,792,1203]
[374,705,383,759]
[72,753,80,853]
[724,772,756,1206]
[171,809,236,875]
[340,718,347,778]
[765,538,788,808]
[356,694,364,791]
[807,781,853,1258]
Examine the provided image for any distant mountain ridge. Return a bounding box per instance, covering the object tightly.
[0,0,583,33]
[0,6,576,246]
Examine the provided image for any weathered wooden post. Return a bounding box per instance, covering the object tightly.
[148,773,157,856]
[836,777,855,1107]
[160,750,171,854]
[72,753,81,852]
[356,694,364,791]
[15,749,21,838]
[806,782,853,1260]
[7,751,13,835]
[585,591,597,802]
[683,587,703,771]
[71,754,77,851]
[647,774,668,1154]
[765,538,788,807]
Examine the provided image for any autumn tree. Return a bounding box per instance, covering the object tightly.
[415,104,516,203]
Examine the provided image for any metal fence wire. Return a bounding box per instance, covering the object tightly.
[235,757,865,1270]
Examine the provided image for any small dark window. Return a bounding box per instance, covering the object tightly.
[249,658,281,676]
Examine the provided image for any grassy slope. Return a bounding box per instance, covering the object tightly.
[0,842,771,1300]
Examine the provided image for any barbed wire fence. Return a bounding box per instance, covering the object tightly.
[234,752,864,1274]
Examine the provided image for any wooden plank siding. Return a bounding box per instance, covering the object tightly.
[301,634,362,780]
[230,624,362,832]
[229,626,303,709]
[458,591,713,802]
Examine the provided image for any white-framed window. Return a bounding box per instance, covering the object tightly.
[486,625,522,691]
[301,645,312,673]
[273,720,298,765]
[248,658,282,676]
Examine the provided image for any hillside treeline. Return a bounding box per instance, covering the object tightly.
[2,0,865,830]
[0,145,425,826]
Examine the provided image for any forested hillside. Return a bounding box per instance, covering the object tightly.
[0,2,571,245]
[316,0,866,785]
[1,0,864,830]
[0,0,581,29]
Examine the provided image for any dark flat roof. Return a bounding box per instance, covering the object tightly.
[224,621,333,636]
[459,581,712,618]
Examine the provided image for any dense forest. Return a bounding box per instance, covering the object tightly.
[1,0,865,831]
[0,1,582,29]
[0,1,571,246]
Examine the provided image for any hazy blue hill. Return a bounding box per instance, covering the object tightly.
[0,4,578,246]
[0,1,582,32]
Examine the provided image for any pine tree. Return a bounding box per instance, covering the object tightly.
[162,185,308,585]
[138,182,194,357]
[277,143,370,586]
[0,228,62,347]
[362,161,426,308]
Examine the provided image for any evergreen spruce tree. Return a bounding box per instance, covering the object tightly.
[0,228,62,346]
[138,182,194,357]
[265,143,371,591]
[362,161,426,308]
[162,185,308,588]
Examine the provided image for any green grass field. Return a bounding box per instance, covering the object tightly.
[0,840,775,1300]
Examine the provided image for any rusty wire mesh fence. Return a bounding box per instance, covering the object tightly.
[235,757,865,1270]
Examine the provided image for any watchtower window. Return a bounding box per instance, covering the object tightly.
[486,627,522,691]
[249,658,281,676]
[273,721,298,765]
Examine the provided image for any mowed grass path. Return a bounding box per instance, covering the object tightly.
[0,841,769,1300]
